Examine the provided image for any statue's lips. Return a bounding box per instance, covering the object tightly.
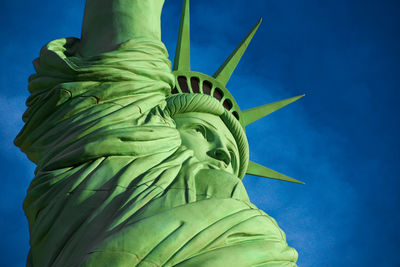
[206,161,227,171]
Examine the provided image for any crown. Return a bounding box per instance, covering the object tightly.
[171,0,304,184]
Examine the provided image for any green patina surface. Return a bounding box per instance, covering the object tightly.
[15,0,300,266]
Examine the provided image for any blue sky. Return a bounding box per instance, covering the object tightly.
[1,0,399,266]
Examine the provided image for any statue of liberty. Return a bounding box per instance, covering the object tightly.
[15,0,304,266]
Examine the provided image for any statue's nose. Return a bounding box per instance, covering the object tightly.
[210,147,231,167]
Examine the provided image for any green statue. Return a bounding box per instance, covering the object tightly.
[15,0,303,266]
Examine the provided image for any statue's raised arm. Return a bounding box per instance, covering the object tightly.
[79,0,164,56]
[16,0,176,171]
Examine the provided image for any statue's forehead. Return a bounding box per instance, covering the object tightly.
[173,112,238,149]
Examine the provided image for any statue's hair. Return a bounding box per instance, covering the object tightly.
[165,94,249,178]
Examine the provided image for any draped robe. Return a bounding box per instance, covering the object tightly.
[15,14,298,267]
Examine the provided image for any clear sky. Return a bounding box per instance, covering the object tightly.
[1,0,399,266]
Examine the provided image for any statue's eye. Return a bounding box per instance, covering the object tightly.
[193,125,207,138]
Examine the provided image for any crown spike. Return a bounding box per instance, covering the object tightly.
[246,161,304,184]
[213,18,262,86]
[173,0,191,71]
[242,94,305,127]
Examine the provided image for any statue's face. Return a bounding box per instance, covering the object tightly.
[173,112,239,176]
